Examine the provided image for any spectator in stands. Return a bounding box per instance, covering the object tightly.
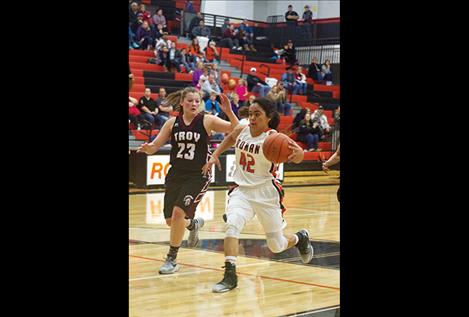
[167,42,178,72]
[137,88,160,129]
[299,4,313,39]
[321,59,333,84]
[129,96,141,128]
[295,66,308,95]
[300,5,313,24]
[293,108,307,130]
[281,67,299,95]
[307,57,322,82]
[157,45,170,70]
[204,40,220,64]
[283,40,297,67]
[311,105,331,136]
[267,84,292,116]
[220,24,241,50]
[131,12,144,34]
[285,4,299,25]
[156,88,173,124]
[129,26,140,49]
[297,112,321,151]
[129,2,140,26]
[189,12,204,38]
[152,8,168,33]
[139,4,153,26]
[246,67,271,97]
[192,61,204,86]
[230,93,241,117]
[235,79,248,104]
[198,66,211,89]
[221,18,231,34]
[205,92,221,115]
[153,23,165,40]
[243,94,256,108]
[185,0,196,13]
[154,35,171,70]
[210,63,222,87]
[196,90,206,113]
[238,106,250,125]
[201,74,221,100]
[136,21,154,50]
[192,20,211,51]
[239,19,256,52]
[174,47,194,73]
[285,4,299,39]
[270,44,284,62]
[188,37,204,64]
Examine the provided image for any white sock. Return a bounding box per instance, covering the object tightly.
[293,234,299,246]
[225,256,237,265]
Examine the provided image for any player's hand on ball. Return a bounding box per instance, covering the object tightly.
[202,155,221,175]
[137,142,156,155]
[287,139,304,164]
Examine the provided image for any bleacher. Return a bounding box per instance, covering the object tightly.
[129,4,338,161]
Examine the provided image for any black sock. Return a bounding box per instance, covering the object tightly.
[167,245,180,260]
[186,218,196,231]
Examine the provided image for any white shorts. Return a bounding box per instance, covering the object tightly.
[226,182,283,234]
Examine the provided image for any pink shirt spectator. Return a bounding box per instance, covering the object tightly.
[235,85,248,102]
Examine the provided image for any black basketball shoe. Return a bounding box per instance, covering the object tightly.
[295,229,314,263]
[212,262,238,293]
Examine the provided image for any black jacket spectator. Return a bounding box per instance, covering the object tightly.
[285,8,299,25]
[293,109,307,130]
[189,14,203,35]
[302,9,313,23]
[192,25,211,37]
[138,96,158,112]
[246,73,267,91]
[308,61,322,79]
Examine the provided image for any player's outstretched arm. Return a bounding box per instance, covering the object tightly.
[322,145,340,173]
[207,93,240,133]
[137,117,175,155]
[201,124,245,175]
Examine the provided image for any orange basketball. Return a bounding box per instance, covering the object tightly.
[228,78,237,89]
[262,133,293,163]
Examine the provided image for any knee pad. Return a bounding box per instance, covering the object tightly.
[265,231,288,253]
[225,214,245,239]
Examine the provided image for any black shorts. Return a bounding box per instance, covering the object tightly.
[163,169,211,219]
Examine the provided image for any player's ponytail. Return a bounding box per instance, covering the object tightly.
[163,87,199,115]
[253,97,280,130]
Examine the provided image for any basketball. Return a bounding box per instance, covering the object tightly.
[262,132,293,163]
[228,78,237,89]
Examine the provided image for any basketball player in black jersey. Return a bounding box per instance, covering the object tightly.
[138,87,239,274]
[322,144,340,201]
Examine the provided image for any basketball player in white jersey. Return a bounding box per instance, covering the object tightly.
[202,97,314,293]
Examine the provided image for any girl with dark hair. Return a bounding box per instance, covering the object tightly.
[137,87,239,274]
[202,98,312,293]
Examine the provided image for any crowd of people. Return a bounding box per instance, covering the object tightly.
[129,1,337,150]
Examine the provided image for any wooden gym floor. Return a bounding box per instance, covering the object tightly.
[129,185,340,317]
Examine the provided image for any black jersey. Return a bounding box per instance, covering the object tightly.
[169,112,211,173]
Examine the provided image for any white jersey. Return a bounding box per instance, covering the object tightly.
[232,125,278,187]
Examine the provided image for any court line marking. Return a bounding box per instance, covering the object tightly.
[129,254,340,291]
[129,262,272,282]
[128,227,340,243]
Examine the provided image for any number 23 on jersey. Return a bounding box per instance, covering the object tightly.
[176,143,195,160]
